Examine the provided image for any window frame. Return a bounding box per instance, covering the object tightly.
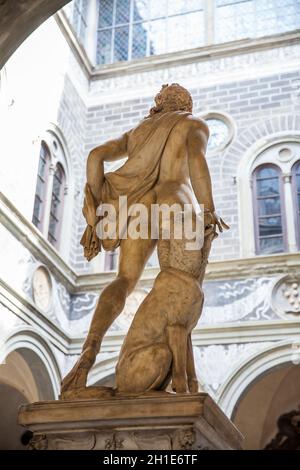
[32,129,71,252]
[90,0,300,66]
[96,0,207,65]
[32,141,51,232]
[292,160,300,250]
[252,163,288,255]
[47,162,67,248]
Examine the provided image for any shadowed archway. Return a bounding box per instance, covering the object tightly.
[0,0,71,68]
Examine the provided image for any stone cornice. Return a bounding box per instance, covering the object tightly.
[0,278,70,354]
[1,276,299,358]
[91,30,300,80]
[1,192,300,294]
[54,10,93,78]
[0,192,77,292]
[54,12,300,82]
[85,319,300,354]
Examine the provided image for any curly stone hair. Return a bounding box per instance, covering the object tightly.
[148,83,193,117]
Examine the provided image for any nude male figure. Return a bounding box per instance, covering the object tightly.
[61,84,227,396]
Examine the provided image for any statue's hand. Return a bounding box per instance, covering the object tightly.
[82,183,99,227]
[204,210,229,233]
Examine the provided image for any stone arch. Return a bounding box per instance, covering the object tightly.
[216,114,300,258]
[0,1,71,68]
[217,339,300,420]
[0,326,62,399]
[221,114,300,179]
[222,114,300,257]
[39,123,75,257]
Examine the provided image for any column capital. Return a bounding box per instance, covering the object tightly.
[282,172,292,184]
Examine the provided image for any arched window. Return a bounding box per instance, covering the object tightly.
[32,132,70,251]
[292,160,300,248]
[253,164,286,255]
[32,142,51,231]
[48,164,66,247]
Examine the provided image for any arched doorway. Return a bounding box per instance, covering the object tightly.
[0,348,57,450]
[232,363,300,449]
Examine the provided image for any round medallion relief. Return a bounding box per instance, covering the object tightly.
[271,275,300,319]
[32,266,52,311]
[278,147,293,162]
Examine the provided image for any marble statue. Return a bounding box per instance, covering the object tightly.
[60,83,228,399]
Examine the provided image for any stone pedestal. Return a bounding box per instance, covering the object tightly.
[18,393,244,450]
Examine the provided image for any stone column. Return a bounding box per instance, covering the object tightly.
[282,172,298,252]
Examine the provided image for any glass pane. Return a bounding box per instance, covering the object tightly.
[216,0,255,42]
[150,0,167,19]
[98,0,114,27]
[166,11,204,53]
[116,0,130,25]
[256,0,300,37]
[216,0,300,43]
[259,236,284,254]
[168,0,203,15]
[296,173,300,189]
[132,22,148,59]
[258,197,281,216]
[32,144,49,229]
[48,165,64,246]
[96,29,112,64]
[256,166,279,179]
[114,26,129,62]
[134,0,149,21]
[33,196,42,226]
[257,177,279,197]
[258,216,282,236]
[149,19,167,55]
[184,11,205,49]
[35,176,44,198]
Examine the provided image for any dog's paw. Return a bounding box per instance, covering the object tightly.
[172,375,188,394]
[188,378,199,394]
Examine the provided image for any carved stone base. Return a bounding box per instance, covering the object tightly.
[18,393,244,450]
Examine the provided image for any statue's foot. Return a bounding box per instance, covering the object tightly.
[60,346,96,396]
[60,366,88,396]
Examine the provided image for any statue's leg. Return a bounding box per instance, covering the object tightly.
[60,235,156,395]
[166,324,188,393]
[116,343,172,394]
[186,332,199,393]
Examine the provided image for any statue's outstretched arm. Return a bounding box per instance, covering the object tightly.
[187,122,229,233]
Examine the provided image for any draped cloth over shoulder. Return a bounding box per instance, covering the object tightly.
[80,111,191,259]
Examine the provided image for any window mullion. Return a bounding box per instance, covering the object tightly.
[282,172,298,252]
[128,0,134,61]
[205,0,216,45]
[111,0,117,64]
